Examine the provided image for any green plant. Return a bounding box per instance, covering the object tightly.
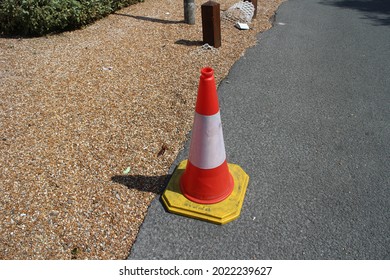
[0,0,143,36]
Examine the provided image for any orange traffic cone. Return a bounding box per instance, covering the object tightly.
[162,67,249,225]
[180,67,234,204]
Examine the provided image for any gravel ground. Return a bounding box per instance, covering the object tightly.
[0,0,284,260]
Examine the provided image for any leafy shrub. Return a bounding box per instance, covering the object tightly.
[0,0,143,36]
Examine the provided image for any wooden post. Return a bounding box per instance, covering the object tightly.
[245,0,257,18]
[201,1,221,48]
[184,0,195,24]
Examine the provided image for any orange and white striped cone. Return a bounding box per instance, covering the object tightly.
[180,67,234,204]
[162,67,249,225]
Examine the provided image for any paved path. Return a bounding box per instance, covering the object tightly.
[129,0,390,259]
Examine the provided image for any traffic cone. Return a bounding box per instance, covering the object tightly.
[162,67,249,225]
[180,67,234,204]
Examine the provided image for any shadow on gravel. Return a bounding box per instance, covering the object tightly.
[175,39,204,46]
[114,13,184,24]
[321,0,390,26]
[111,174,171,194]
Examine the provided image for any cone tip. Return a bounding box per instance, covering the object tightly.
[201,67,214,78]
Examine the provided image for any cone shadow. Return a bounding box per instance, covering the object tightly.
[111,174,171,194]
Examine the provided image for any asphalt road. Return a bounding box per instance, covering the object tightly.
[128,0,390,259]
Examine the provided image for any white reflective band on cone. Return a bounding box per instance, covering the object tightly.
[188,111,227,169]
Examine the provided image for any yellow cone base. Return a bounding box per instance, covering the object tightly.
[162,160,249,225]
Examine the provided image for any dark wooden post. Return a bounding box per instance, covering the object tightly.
[245,0,257,18]
[184,0,195,24]
[201,1,221,48]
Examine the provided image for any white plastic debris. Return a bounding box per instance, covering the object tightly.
[222,1,255,24]
[201,43,214,50]
[191,43,219,55]
[235,22,250,30]
[102,66,113,71]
